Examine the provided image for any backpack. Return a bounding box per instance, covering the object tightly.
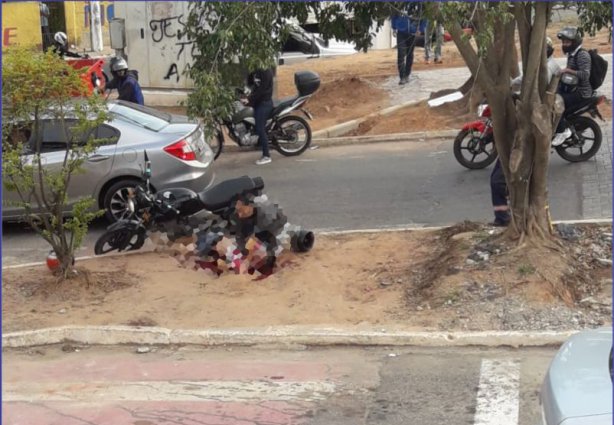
[585,48,608,90]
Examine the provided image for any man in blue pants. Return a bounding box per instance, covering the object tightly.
[245,68,274,165]
[391,5,426,85]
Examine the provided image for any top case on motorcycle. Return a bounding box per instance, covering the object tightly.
[198,176,265,213]
[295,71,320,96]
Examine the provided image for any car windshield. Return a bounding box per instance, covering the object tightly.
[108,101,171,132]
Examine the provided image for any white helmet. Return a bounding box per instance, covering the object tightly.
[110,56,129,73]
[54,31,67,46]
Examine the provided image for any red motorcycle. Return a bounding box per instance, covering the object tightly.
[453,97,606,169]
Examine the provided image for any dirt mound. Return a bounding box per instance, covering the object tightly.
[306,77,389,130]
[346,100,474,136]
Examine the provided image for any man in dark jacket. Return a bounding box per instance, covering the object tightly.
[391,4,427,85]
[105,56,145,106]
[245,68,274,165]
[552,27,592,146]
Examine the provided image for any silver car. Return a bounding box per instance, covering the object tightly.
[539,327,613,425]
[2,100,215,222]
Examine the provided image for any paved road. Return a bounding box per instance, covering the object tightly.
[2,129,611,267]
[3,344,557,425]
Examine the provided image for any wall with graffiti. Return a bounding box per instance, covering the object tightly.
[114,1,196,89]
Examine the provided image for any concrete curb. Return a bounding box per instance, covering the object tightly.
[3,219,610,271]
[222,129,458,154]
[222,98,456,153]
[2,325,579,349]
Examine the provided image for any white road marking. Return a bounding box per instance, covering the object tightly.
[474,359,520,425]
[3,380,336,402]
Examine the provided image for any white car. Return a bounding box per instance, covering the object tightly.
[280,24,356,65]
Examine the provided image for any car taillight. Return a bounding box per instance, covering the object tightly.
[163,139,196,161]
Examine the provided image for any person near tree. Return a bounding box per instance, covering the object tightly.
[105,56,145,106]
[243,68,274,165]
[391,4,427,85]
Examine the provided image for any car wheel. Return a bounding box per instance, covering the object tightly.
[103,179,140,222]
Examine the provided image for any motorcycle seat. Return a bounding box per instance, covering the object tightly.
[272,96,299,116]
[565,96,601,115]
[198,176,264,212]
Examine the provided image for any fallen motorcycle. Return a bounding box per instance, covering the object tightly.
[207,71,321,160]
[453,95,606,170]
[94,152,315,266]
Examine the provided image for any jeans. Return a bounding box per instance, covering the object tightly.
[555,90,585,133]
[254,100,273,157]
[396,32,416,80]
[490,159,510,223]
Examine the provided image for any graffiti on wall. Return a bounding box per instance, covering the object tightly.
[149,14,197,83]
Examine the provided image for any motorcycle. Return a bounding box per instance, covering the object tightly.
[208,71,321,160]
[94,152,315,265]
[453,91,606,170]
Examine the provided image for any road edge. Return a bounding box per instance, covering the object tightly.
[2,325,579,349]
[3,219,611,270]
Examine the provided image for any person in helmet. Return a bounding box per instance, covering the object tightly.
[105,56,145,106]
[511,36,561,93]
[552,26,592,146]
[51,31,87,59]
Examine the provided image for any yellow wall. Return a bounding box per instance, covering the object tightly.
[64,1,115,48]
[1,1,42,49]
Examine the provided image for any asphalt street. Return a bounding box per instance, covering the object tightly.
[3,344,558,425]
[1,137,596,267]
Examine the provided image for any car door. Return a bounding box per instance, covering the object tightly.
[2,120,119,220]
[66,123,120,211]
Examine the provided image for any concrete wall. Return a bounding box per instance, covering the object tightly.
[2,1,41,50]
[64,1,115,50]
[1,1,115,51]
[113,1,194,89]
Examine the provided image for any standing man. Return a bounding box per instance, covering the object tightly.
[391,4,427,85]
[424,20,444,64]
[39,2,51,51]
[245,67,274,165]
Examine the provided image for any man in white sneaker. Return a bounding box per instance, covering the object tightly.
[552,27,592,147]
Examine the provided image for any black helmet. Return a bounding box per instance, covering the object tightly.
[557,27,582,53]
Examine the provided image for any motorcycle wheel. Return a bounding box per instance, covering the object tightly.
[272,115,312,156]
[207,128,224,160]
[453,129,497,170]
[94,229,146,255]
[555,116,602,163]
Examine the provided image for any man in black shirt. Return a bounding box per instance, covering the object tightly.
[245,68,274,165]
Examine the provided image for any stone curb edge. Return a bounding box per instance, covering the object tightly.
[2,325,579,349]
[3,219,610,271]
[223,129,457,154]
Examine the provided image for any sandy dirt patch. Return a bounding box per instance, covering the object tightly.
[4,223,611,334]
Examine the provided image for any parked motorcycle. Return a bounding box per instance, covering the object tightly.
[207,71,321,160]
[94,152,315,262]
[454,94,606,170]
